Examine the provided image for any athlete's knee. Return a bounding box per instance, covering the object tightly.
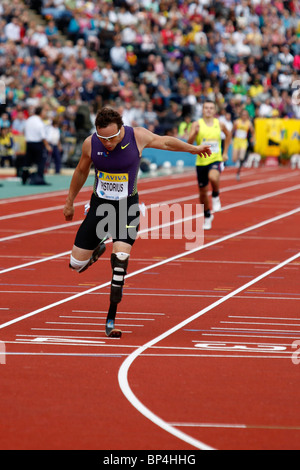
[69,255,89,273]
[199,185,209,197]
[209,172,220,186]
[110,252,130,304]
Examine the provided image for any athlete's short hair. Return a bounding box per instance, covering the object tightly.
[203,99,216,106]
[95,107,124,130]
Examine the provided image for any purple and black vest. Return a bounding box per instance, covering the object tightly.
[91,126,140,200]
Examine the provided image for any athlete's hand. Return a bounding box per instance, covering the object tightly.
[222,153,229,162]
[63,202,75,221]
[194,144,212,157]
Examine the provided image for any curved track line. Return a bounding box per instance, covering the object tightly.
[118,251,300,450]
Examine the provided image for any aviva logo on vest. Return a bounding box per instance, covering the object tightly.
[97,171,128,182]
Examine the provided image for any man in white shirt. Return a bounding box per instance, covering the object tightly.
[4,18,21,42]
[23,107,51,185]
[109,39,130,72]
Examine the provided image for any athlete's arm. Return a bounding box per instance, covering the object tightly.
[231,120,237,138]
[187,121,200,145]
[249,122,255,143]
[134,126,211,157]
[63,136,92,221]
[220,121,231,162]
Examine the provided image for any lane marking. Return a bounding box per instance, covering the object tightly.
[1,183,299,274]
[0,207,299,330]
[0,166,282,207]
[72,310,165,315]
[229,315,300,320]
[0,290,299,302]
[117,250,300,451]
[204,333,300,340]
[0,171,298,225]
[169,422,300,431]
[221,321,300,327]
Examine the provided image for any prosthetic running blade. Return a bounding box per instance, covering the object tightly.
[105,302,122,338]
[105,319,122,338]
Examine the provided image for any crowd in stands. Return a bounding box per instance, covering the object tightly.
[0,0,299,170]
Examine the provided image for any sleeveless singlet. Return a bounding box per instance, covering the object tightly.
[91,126,140,200]
[195,118,222,166]
[234,119,251,141]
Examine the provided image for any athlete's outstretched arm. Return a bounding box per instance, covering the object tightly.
[134,127,211,157]
[63,137,92,221]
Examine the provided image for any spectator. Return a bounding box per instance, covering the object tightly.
[248,77,265,103]
[4,17,21,42]
[46,116,63,174]
[0,0,299,171]
[278,44,294,68]
[22,106,52,185]
[11,109,26,134]
[143,101,159,132]
[45,20,59,39]
[178,114,193,140]
[0,126,14,167]
[109,39,130,72]
[0,113,10,128]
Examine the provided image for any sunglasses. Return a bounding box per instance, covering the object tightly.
[96,129,121,141]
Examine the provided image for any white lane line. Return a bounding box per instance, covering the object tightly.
[169,422,300,430]
[72,310,165,315]
[0,250,72,275]
[0,174,198,220]
[0,169,199,206]
[229,315,300,321]
[0,171,297,223]
[45,321,144,327]
[0,166,267,209]
[0,186,92,205]
[1,183,299,275]
[0,200,86,221]
[30,328,132,335]
[117,250,300,451]
[0,207,299,331]
[0,220,80,243]
[203,333,300,340]
[60,316,154,321]
[0,168,298,231]
[1,290,299,302]
[212,327,300,334]
[221,321,300,327]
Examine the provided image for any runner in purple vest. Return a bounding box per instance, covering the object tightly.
[63,107,211,337]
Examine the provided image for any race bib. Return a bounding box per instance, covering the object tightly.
[235,129,247,139]
[203,140,220,154]
[96,171,129,200]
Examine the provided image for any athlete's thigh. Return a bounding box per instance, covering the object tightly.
[72,245,94,261]
[196,165,209,188]
[74,194,105,250]
[208,162,222,184]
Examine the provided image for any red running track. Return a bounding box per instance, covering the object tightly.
[0,166,299,450]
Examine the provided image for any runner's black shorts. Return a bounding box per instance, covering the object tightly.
[196,161,225,188]
[74,192,140,250]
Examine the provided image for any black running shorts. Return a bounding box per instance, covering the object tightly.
[196,161,224,188]
[74,193,140,250]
